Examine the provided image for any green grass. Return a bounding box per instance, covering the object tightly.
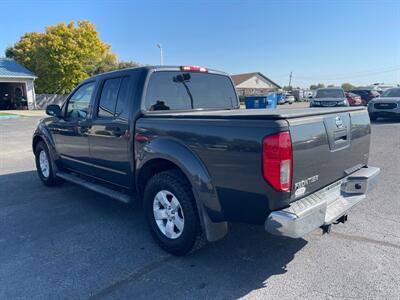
[0,112,17,117]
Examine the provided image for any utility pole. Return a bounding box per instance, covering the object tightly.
[156,43,163,65]
[288,71,292,89]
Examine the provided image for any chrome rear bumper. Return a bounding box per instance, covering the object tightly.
[265,166,380,238]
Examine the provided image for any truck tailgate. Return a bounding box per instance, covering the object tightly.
[288,109,370,201]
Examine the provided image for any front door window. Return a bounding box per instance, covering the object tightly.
[66,82,95,120]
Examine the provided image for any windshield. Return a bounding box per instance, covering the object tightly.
[380,88,400,97]
[315,89,345,98]
[145,71,237,111]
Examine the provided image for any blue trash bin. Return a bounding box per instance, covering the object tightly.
[276,92,285,105]
[266,92,278,108]
[245,94,278,109]
[245,96,267,109]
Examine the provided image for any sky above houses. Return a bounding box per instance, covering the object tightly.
[0,0,399,88]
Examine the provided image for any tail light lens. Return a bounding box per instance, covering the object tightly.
[263,131,293,192]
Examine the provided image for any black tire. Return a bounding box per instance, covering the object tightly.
[35,141,63,186]
[144,170,204,256]
[370,115,377,121]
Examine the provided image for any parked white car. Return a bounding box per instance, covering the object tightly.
[285,94,295,104]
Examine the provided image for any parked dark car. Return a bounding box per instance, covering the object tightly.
[368,87,400,121]
[310,88,349,107]
[32,66,379,255]
[345,92,363,106]
[349,88,380,105]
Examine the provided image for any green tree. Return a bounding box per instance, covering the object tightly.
[6,21,124,94]
[309,83,325,90]
[89,59,140,76]
[341,82,355,91]
[283,86,293,91]
[116,61,140,70]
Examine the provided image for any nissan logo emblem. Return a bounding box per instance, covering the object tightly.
[335,116,343,128]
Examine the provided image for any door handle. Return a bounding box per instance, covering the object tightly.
[79,126,88,134]
[115,128,130,139]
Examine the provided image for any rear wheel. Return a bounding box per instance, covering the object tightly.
[35,141,63,186]
[144,170,204,256]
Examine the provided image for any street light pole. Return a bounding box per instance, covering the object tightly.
[156,43,163,65]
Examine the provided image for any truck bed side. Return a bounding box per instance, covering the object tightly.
[135,117,289,224]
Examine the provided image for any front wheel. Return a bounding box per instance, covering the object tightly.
[35,141,63,186]
[369,115,377,121]
[144,170,204,256]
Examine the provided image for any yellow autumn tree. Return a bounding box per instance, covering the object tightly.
[6,21,121,93]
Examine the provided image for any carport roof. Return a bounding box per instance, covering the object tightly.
[0,58,37,79]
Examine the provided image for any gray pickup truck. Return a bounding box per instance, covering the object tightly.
[33,65,380,255]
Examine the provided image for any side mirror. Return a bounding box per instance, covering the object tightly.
[46,104,62,117]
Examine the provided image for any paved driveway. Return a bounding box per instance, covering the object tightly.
[0,116,399,299]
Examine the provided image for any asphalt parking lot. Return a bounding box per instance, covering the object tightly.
[1,114,399,299]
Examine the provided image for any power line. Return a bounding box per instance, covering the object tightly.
[314,65,400,77]
[292,66,400,80]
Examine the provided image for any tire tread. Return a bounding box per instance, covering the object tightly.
[35,141,63,187]
[144,170,205,256]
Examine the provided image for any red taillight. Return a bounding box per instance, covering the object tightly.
[263,131,293,192]
[134,133,149,142]
[180,65,208,72]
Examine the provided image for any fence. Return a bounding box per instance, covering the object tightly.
[35,94,68,110]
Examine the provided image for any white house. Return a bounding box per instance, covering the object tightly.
[0,58,37,110]
[231,72,281,96]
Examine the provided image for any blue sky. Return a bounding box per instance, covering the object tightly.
[1,0,399,87]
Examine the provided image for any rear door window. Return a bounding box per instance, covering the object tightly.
[98,78,122,118]
[97,77,132,120]
[115,78,131,120]
[145,71,237,111]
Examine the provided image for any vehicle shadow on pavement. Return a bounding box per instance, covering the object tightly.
[371,119,400,125]
[174,224,308,299]
[0,170,307,299]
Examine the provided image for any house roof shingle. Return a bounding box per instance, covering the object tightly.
[0,58,37,79]
[231,72,281,89]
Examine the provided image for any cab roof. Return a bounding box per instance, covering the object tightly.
[84,65,229,82]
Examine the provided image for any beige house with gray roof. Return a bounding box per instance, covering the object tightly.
[231,72,281,96]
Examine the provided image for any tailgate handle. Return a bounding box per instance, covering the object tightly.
[334,129,347,142]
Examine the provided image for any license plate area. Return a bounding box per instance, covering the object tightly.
[321,101,337,107]
[320,181,342,206]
